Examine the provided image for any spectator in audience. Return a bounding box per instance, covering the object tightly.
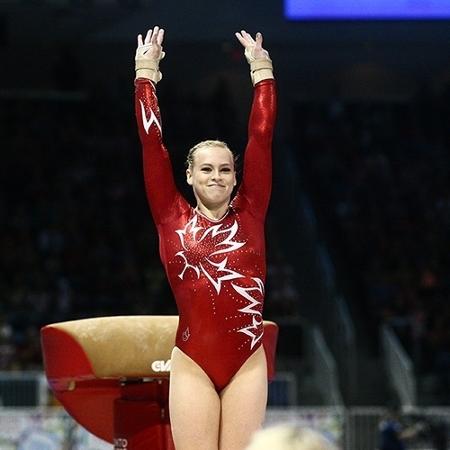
[378,407,424,450]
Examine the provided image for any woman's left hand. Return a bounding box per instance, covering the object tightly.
[235,30,270,61]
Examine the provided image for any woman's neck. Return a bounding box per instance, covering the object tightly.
[195,202,230,221]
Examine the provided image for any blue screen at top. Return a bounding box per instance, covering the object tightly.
[285,0,450,20]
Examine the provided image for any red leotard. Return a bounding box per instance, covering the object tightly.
[135,77,276,391]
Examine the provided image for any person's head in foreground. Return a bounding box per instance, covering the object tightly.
[246,424,338,450]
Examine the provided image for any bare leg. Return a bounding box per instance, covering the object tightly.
[169,346,221,450]
[218,346,268,450]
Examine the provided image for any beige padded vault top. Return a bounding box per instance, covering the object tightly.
[48,316,179,378]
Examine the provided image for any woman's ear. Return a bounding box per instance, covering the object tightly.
[186,168,193,185]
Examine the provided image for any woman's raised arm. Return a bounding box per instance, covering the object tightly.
[235,30,277,218]
[134,26,180,225]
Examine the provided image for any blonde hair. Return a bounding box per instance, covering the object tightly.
[246,425,337,450]
[185,140,236,168]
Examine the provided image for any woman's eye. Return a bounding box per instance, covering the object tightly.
[222,168,231,173]
[201,168,211,172]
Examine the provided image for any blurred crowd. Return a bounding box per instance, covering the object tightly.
[294,85,450,404]
[0,80,299,371]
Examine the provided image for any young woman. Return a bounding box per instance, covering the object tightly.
[134,26,276,450]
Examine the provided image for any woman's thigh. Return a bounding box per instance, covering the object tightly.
[169,346,221,450]
[219,346,268,450]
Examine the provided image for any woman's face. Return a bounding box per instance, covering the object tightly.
[186,145,236,209]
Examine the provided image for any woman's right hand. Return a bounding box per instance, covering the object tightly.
[136,25,165,62]
[135,26,165,83]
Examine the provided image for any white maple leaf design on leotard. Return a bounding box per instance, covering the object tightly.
[175,214,265,349]
[175,214,246,294]
[233,278,265,349]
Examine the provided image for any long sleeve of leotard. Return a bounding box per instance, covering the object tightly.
[135,78,180,225]
[239,78,277,219]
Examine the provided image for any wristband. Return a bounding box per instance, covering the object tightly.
[135,48,165,84]
[250,58,274,85]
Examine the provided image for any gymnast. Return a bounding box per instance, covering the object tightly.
[134,25,276,450]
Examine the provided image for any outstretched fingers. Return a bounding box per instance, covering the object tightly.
[150,26,158,45]
[156,28,164,45]
[235,31,246,47]
[241,30,256,45]
[141,26,164,47]
[136,26,164,55]
[255,32,263,50]
[143,26,162,43]
[235,30,264,49]
[144,27,153,45]
[235,30,253,47]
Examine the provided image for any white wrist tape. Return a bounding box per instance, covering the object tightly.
[249,58,274,85]
[135,47,165,83]
[243,46,274,84]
